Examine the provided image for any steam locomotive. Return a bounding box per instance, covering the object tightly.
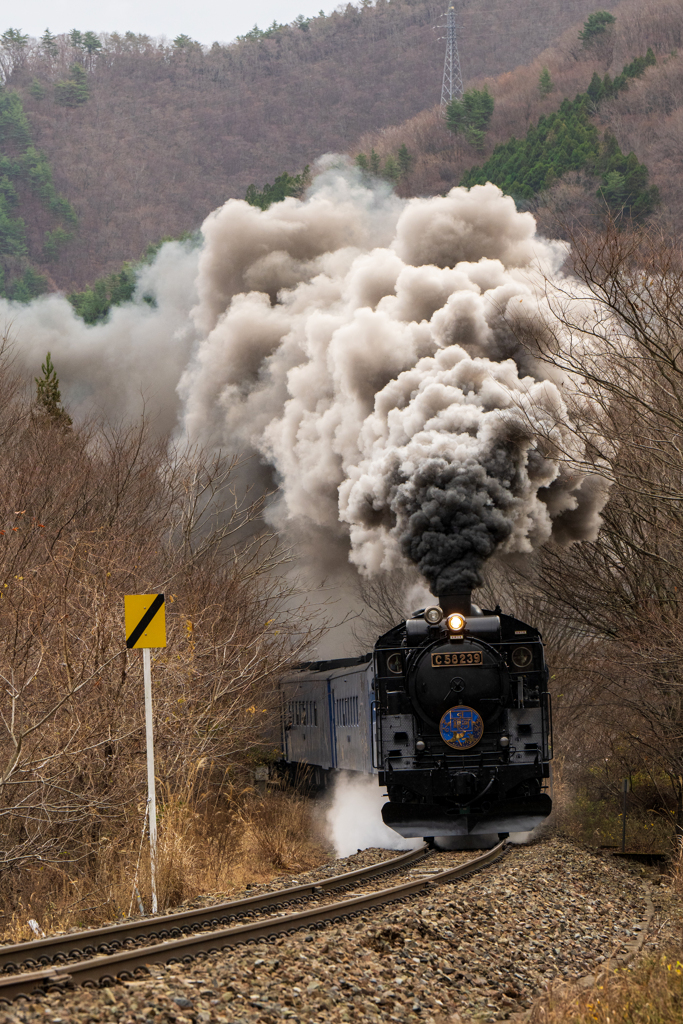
[279,590,552,841]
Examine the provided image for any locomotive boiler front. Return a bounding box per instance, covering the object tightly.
[377,589,553,839]
[408,637,508,741]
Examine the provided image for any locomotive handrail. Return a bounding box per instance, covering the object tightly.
[370,698,382,769]
[542,690,553,760]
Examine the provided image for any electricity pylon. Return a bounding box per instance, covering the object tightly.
[440,2,463,106]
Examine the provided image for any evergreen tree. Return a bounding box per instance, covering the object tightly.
[1,28,29,57]
[67,234,194,324]
[43,227,72,261]
[239,25,264,41]
[599,170,626,208]
[55,64,89,106]
[579,11,616,47]
[357,145,413,181]
[81,31,102,69]
[1,28,28,46]
[0,88,75,299]
[397,143,413,176]
[0,198,28,257]
[539,66,554,97]
[587,71,605,103]
[34,353,72,428]
[601,73,614,98]
[446,87,494,149]
[0,28,29,76]
[29,78,46,100]
[461,60,659,222]
[244,167,311,210]
[11,266,47,302]
[0,90,32,146]
[40,28,59,60]
[383,155,400,183]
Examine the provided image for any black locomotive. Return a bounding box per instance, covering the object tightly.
[375,589,552,838]
[279,588,552,841]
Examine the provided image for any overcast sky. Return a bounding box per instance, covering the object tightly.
[15,0,335,47]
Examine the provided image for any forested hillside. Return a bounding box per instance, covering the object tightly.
[1,0,616,289]
[356,0,683,237]
[0,87,76,299]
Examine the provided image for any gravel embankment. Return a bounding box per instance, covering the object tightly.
[0,835,679,1024]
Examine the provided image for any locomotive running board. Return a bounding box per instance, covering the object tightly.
[381,795,552,838]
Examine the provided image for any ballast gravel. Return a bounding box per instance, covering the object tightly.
[0,834,679,1024]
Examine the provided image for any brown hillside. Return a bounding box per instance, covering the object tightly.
[12,0,613,289]
[353,0,683,235]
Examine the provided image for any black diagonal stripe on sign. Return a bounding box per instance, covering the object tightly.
[126,594,164,649]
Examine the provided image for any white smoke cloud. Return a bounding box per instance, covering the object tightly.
[180,168,606,592]
[1,163,608,597]
[2,240,200,433]
[325,771,422,857]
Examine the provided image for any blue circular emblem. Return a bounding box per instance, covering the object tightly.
[439,705,484,750]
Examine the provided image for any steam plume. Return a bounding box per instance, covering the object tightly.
[181,169,607,590]
[325,772,421,858]
[2,164,607,594]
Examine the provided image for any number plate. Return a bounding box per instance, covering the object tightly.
[431,651,483,667]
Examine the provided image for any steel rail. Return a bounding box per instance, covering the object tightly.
[0,841,506,1003]
[0,845,429,974]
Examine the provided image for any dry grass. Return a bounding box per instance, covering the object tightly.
[0,786,329,945]
[557,794,676,855]
[538,756,675,856]
[526,953,683,1023]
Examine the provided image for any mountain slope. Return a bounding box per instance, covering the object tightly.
[353,0,683,235]
[6,0,615,288]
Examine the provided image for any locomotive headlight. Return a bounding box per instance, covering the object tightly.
[446,613,466,632]
[424,606,443,625]
[387,653,403,675]
[415,739,426,752]
[499,735,510,748]
[511,646,533,669]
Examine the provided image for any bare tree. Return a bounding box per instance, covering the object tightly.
[512,221,683,834]
[350,567,426,652]
[0,354,324,870]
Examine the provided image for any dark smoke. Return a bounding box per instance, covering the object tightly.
[396,455,517,593]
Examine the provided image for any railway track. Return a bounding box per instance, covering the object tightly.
[0,845,428,975]
[0,841,506,1004]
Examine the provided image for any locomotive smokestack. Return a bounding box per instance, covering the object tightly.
[438,590,472,616]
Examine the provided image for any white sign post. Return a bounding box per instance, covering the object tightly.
[125,594,167,915]
[143,648,158,912]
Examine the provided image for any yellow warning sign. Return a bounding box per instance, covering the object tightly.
[125,594,166,649]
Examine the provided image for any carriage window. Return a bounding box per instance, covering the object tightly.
[335,695,359,727]
[289,700,318,727]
